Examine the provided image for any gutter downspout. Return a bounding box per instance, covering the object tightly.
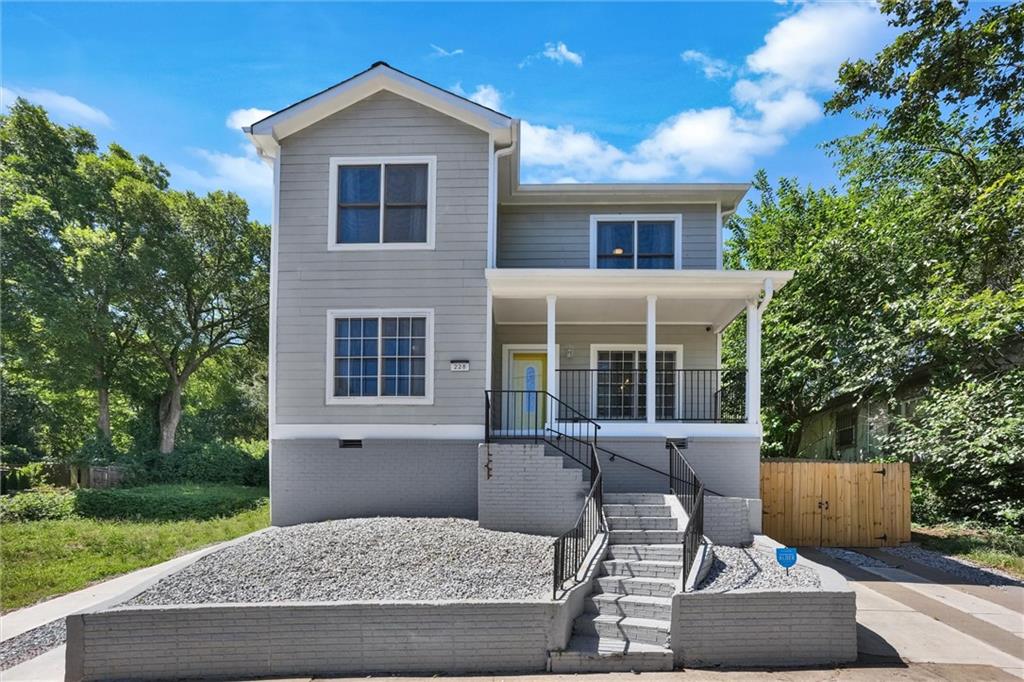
[490,120,518,269]
[757,277,774,314]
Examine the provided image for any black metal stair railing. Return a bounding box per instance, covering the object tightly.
[669,441,706,588]
[484,389,606,597]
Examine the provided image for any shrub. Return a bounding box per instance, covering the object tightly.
[0,487,76,522]
[119,440,268,487]
[74,484,266,521]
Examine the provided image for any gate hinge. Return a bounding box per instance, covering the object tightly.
[875,534,887,541]
[874,468,886,476]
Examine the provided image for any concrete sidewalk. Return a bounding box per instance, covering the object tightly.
[802,548,1024,679]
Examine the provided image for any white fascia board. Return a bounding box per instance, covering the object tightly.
[485,268,794,300]
[591,422,763,438]
[249,66,512,148]
[501,183,751,209]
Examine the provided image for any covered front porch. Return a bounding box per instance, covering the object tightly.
[485,268,791,438]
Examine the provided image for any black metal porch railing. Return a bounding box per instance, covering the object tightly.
[669,441,705,588]
[484,389,606,598]
[555,368,746,423]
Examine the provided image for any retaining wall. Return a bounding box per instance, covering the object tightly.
[671,537,857,667]
[477,443,588,535]
[703,496,760,546]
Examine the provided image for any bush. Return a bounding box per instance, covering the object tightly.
[0,487,76,522]
[75,484,267,521]
[119,440,268,487]
[885,369,1024,530]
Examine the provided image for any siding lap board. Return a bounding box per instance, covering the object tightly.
[276,91,489,425]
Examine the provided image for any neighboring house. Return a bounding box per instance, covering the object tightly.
[798,389,924,461]
[245,62,793,526]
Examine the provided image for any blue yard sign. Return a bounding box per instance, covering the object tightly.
[776,547,798,575]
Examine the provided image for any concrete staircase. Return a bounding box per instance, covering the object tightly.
[550,493,682,672]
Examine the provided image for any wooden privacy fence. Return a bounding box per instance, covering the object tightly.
[761,461,911,547]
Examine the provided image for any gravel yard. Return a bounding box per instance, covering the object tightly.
[0,619,65,671]
[819,547,893,569]
[126,517,555,605]
[696,545,821,592]
[882,544,1023,587]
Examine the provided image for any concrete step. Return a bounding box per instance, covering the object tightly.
[603,503,672,517]
[605,493,668,505]
[609,529,684,545]
[573,613,671,648]
[607,544,686,562]
[595,575,677,598]
[602,559,682,580]
[585,593,673,621]
[607,515,677,531]
[549,635,674,673]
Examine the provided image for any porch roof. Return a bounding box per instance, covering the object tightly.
[486,268,793,330]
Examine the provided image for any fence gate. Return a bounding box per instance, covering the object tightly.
[760,461,910,547]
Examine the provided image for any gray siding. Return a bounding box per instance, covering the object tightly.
[497,204,718,269]
[275,91,489,425]
[270,439,478,526]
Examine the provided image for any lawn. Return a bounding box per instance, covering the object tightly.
[1,488,269,612]
[913,523,1024,579]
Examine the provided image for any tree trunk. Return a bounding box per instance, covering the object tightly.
[97,381,112,441]
[158,383,183,454]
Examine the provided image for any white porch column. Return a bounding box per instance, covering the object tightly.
[646,295,657,424]
[546,295,557,401]
[745,301,761,424]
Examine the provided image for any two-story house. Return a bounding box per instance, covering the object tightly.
[245,63,792,527]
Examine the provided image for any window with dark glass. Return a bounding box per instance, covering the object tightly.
[333,315,427,398]
[836,410,856,449]
[596,219,675,269]
[595,350,677,420]
[337,163,428,244]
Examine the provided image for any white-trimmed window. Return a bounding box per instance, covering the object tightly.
[327,156,436,250]
[326,309,434,405]
[589,214,682,269]
[589,345,683,420]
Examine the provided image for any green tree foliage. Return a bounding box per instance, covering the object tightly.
[1,102,269,464]
[730,0,1023,527]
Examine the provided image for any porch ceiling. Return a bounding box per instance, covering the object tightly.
[487,268,793,330]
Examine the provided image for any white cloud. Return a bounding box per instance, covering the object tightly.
[520,41,583,68]
[171,108,273,214]
[225,107,273,130]
[680,50,734,79]
[452,83,505,111]
[519,2,885,183]
[430,44,464,58]
[746,2,890,91]
[1,86,112,127]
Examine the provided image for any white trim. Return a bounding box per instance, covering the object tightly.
[269,155,281,431]
[593,422,762,438]
[588,343,684,420]
[486,135,496,269]
[325,308,435,405]
[246,64,512,158]
[715,200,723,270]
[484,289,493,392]
[494,320,716,326]
[501,344,560,392]
[272,423,484,440]
[588,214,683,270]
[646,295,657,424]
[327,155,436,251]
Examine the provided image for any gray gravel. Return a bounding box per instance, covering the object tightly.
[818,547,893,569]
[696,545,821,592]
[882,544,1023,588]
[127,517,555,605]
[0,619,65,671]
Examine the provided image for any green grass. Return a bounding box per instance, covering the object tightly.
[913,523,1024,579]
[1,496,268,612]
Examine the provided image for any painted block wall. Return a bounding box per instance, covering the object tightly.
[270,439,477,526]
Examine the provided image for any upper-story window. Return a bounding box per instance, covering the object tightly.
[327,156,436,250]
[589,214,682,269]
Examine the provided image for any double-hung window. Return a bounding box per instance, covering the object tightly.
[328,156,436,249]
[327,309,434,404]
[590,215,682,269]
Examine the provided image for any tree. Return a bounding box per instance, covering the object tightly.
[1,100,169,442]
[133,191,269,453]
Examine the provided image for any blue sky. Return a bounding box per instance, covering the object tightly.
[3,2,895,223]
